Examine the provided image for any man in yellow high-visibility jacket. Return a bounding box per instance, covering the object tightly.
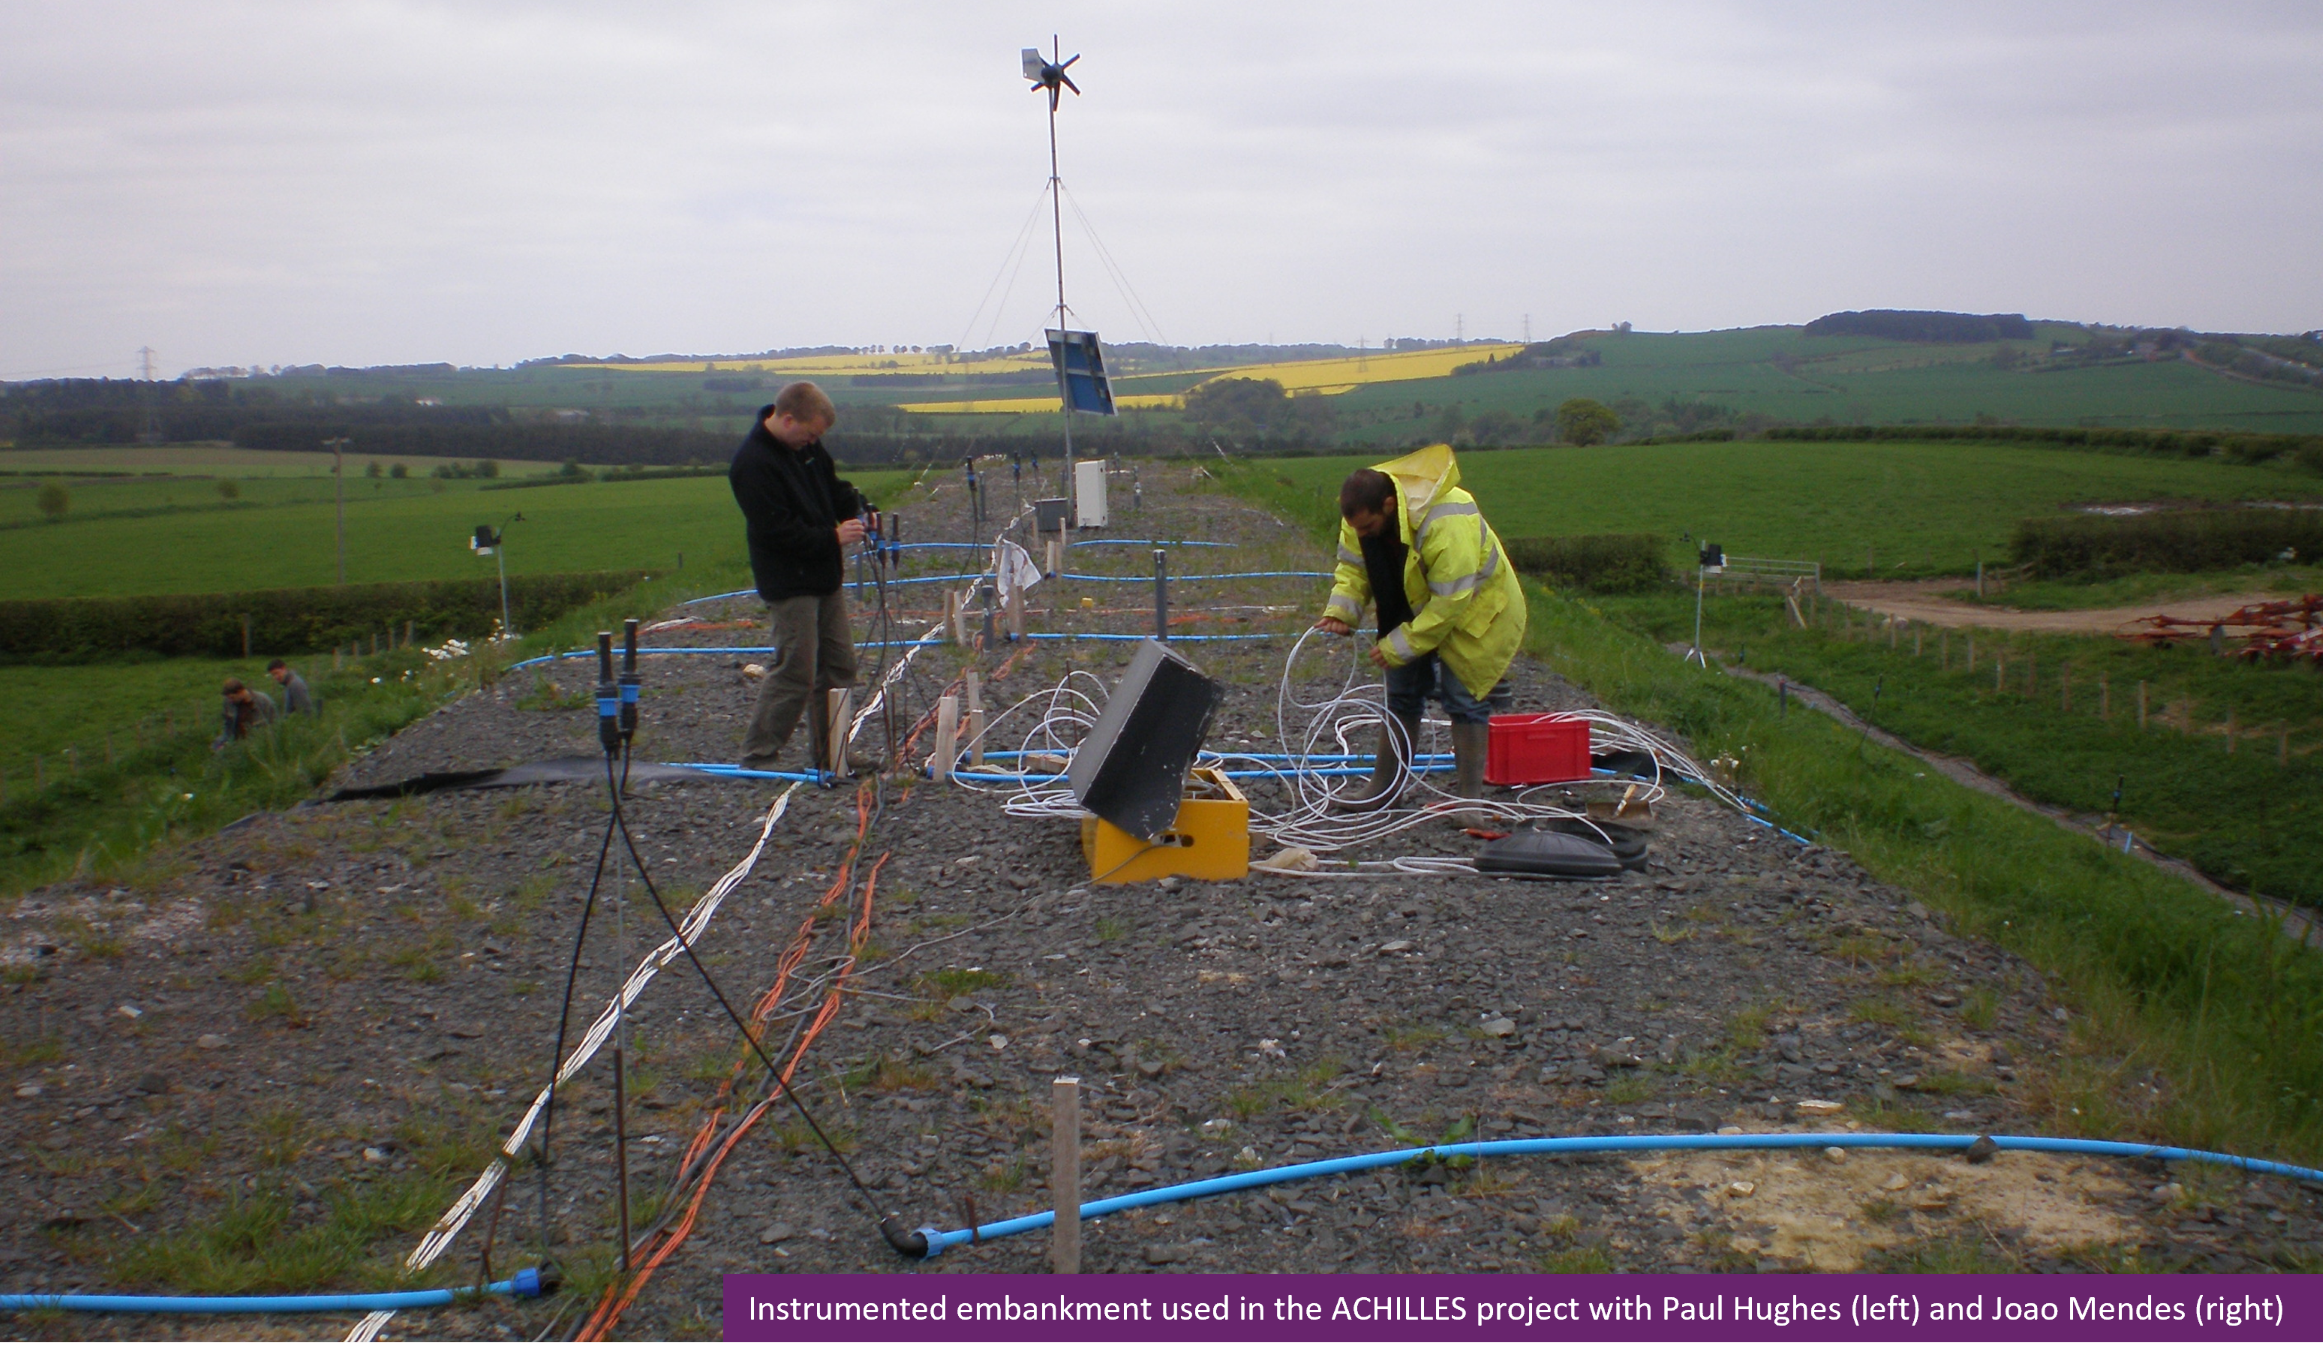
[1314,444,1527,819]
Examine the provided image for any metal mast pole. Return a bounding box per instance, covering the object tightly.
[1048,35,1074,512]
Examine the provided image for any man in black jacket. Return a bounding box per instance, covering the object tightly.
[730,382,867,771]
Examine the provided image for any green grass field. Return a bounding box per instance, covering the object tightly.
[0,467,917,599]
[1248,441,2323,578]
[0,445,571,479]
[1328,327,2323,440]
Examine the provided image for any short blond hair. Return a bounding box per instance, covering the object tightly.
[772,381,837,428]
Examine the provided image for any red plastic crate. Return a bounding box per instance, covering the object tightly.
[1485,713,1592,785]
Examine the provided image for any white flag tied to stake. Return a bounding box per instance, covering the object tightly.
[994,539,1042,607]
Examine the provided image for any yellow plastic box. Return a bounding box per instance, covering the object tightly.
[1078,767,1249,884]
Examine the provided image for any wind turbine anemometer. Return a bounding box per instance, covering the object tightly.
[1022,45,1080,110]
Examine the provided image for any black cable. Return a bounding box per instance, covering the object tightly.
[534,793,619,1264]
[597,752,913,1249]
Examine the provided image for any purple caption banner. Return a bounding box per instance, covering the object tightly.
[726,1273,2313,1342]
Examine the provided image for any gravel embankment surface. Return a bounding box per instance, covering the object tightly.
[1,468,2314,1340]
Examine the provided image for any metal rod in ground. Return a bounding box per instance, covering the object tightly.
[1052,1077,1081,1274]
[1154,549,1168,640]
[612,1041,632,1268]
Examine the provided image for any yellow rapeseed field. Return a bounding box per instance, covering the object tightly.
[1215,343,1525,394]
[566,342,1526,415]
[891,393,1183,415]
[564,351,1053,378]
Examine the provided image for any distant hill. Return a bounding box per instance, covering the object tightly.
[1803,310,2037,343]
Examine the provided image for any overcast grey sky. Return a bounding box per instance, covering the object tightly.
[5,1,2320,377]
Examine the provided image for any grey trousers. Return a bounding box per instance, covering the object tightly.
[742,590,858,767]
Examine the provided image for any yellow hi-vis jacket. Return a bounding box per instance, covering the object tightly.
[1321,444,1527,699]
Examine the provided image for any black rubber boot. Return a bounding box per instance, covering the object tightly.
[1450,721,1493,828]
[1333,714,1416,813]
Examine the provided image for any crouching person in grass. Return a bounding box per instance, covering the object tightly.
[267,659,317,716]
[214,678,277,749]
[1315,445,1527,827]
[728,381,875,775]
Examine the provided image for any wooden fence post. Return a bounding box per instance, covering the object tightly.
[2282,727,2292,768]
[2098,675,2110,720]
[241,614,252,657]
[2226,707,2237,755]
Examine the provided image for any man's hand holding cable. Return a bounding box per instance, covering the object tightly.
[1313,616,1352,637]
[836,518,868,547]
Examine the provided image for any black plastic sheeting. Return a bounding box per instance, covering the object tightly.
[327,756,721,801]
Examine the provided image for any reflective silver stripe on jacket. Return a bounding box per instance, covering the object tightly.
[1383,626,1417,662]
[1326,590,1362,615]
[1411,497,1479,552]
[1337,543,1363,567]
[1429,531,1502,597]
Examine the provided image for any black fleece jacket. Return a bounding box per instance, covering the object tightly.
[729,407,862,601]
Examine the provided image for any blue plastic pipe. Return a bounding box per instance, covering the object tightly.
[946,766,1395,784]
[975,749,1454,768]
[673,763,832,785]
[1027,632,1296,643]
[0,1267,544,1314]
[680,568,1322,607]
[912,1133,2323,1258]
[1057,571,1330,582]
[890,540,1234,551]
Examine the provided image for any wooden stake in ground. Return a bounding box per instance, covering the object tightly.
[2099,675,2110,720]
[1052,1077,1081,1275]
[2138,679,2149,730]
[932,695,958,781]
[1995,658,2004,693]
[965,671,986,766]
[2060,662,2071,713]
[825,688,853,776]
[2226,706,2237,755]
[2282,727,2292,768]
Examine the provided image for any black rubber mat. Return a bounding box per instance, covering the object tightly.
[327,756,722,801]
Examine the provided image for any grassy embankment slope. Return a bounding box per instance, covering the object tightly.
[1223,459,2323,1172]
